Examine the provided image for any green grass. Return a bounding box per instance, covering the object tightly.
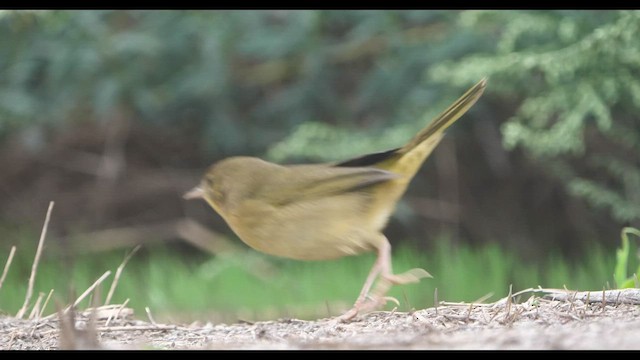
[614,227,640,289]
[0,229,620,323]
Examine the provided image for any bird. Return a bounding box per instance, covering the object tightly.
[184,78,487,321]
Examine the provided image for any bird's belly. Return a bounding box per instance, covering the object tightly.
[227,195,388,260]
[242,224,375,260]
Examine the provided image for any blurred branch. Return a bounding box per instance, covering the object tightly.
[69,221,180,253]
[68,218,237,255]
[175,218,241,254]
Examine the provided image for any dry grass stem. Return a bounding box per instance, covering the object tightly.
[97,325,179,332]
[442,301,495,307]
[39,289,55,319]
[0,245,16,293]
[505,284,513,318]
[105,245,141,305]
[145,306,157,325]
[105,298,130,327]
[462,287,640,307]
[509,287,537,299]
[16,201,54,319]
[434,288,438,316]
[74,271,111,308]
[28,292,46,320]
[42,271,112,321]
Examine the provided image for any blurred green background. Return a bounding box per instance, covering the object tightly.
[0,10,639,323]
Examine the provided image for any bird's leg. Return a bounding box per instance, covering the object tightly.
[337,236,431,322]
[336,253,383,321]
[355,253,383,305]
[366,238,431,310]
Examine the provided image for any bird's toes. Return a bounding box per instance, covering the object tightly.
[381,295,400,306]
[384,268,432,285]
[335,307,360,323]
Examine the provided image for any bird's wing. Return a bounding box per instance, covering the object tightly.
[334,148,400,168]
[261,165,399,207]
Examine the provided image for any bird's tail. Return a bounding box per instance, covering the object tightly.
[398,78,487,155]
[365,78,488,232]
[374,78,487,181]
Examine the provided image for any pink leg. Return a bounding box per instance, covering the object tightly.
[354,252,383,305]
[337,236,431,322]
[336,249,383,322]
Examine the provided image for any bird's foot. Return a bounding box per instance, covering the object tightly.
[336,295,398,322]
[382,268,432,285]
[335,268,431,322]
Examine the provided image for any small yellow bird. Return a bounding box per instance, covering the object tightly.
[184,78,487,320]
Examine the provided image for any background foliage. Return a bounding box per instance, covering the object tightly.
[0,10,638,261]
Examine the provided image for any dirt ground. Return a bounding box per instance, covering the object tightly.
[2,288,639,350]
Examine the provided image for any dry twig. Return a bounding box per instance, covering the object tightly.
[16,201,54,319]
[145,306,157,326]
[434,288,438,316]
[42,271,112,321]
[38,289,55,319]
[74,271,111,308]
[0,245,16,293]
[28,292,46,320]
[538,288,640,305]
[105,299,130,327]
[105,245,141,305]
[96,325,179,332]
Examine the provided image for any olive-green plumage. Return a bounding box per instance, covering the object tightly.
[185,78,487,320]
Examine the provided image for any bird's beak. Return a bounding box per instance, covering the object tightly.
[183,186,204,200]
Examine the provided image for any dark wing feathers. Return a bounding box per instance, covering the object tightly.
[266,165,398,207]
[335,148,400,168]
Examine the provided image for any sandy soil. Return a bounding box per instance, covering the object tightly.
[2,289,639,350]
